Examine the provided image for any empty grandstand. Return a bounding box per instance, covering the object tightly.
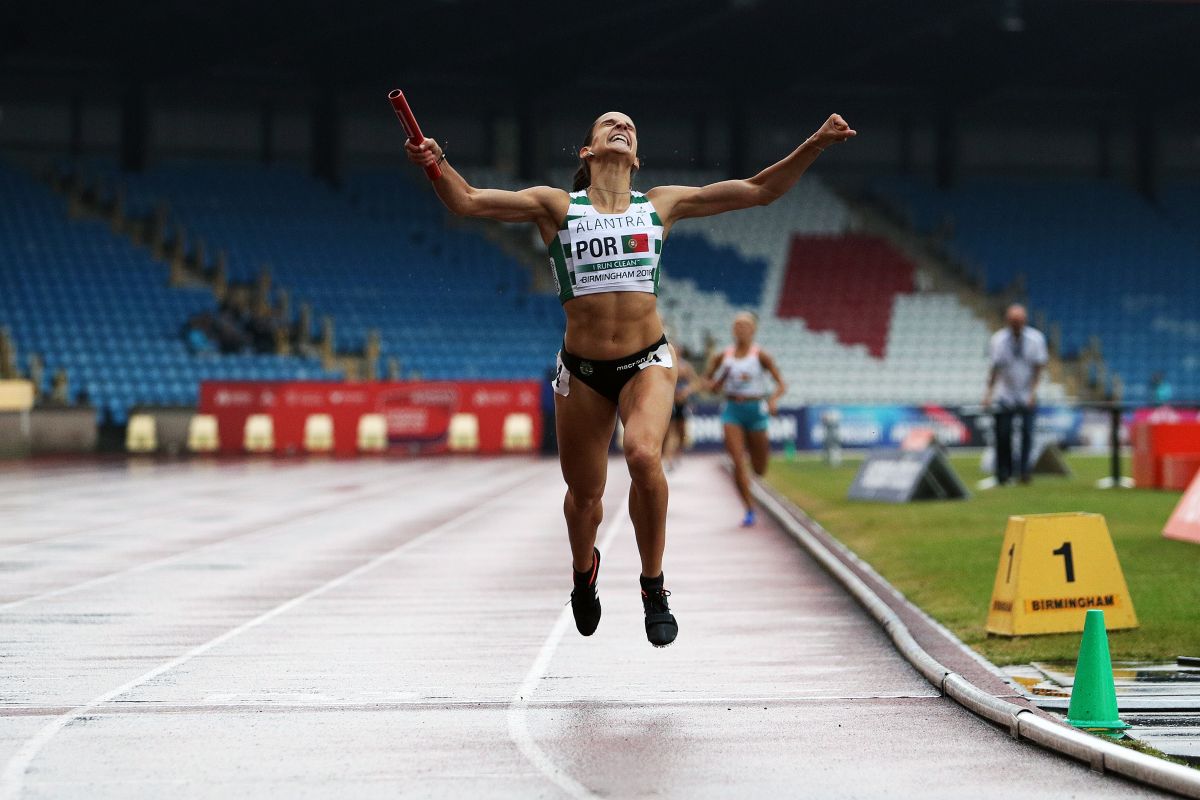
[871,177,1200,402]
[112,161,561,381]
[2,154,1077,427]
[0,162,340,424]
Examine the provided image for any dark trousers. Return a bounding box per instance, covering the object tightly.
[994,405,1035,483]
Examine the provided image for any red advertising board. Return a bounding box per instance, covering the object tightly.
[1162,453,1200,492]
[1131,420,1200,488]
[199,380,543,456]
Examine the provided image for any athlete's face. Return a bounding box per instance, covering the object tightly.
[733,317,755,345]
[583,112,639,164]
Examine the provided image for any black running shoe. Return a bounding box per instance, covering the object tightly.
[640,574,678,648]
[570,547,602,636]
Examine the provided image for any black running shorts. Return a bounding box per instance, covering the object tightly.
[552,335,673,404]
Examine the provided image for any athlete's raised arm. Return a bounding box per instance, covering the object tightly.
[648,114,855,231]
[405,138,568,241]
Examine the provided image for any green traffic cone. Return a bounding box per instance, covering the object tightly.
[1066,609,1130,735]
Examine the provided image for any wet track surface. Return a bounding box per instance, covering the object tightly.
[0,456,1174,798]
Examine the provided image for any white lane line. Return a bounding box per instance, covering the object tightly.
[0,693,943,717]
[0,462,545,800]
[0,460,474,613]
[0,508,197,557]
[0,459,263,508]
[506,503,629,800]
[0,460,377,557]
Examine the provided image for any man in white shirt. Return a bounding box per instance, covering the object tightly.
[983,304,1048,485]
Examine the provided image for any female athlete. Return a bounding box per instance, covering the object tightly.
[407,110,854,647]
[706,312,787,527]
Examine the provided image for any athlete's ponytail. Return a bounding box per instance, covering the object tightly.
[571,121,595,192]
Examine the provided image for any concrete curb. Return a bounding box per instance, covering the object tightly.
[750,475,1200,799]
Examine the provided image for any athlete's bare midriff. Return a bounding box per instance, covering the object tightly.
[562,292,662,360]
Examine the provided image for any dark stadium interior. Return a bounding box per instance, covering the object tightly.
[5,1,1200,101]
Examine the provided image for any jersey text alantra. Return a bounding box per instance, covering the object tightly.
[574,215,647,233]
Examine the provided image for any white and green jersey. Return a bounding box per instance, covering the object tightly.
[548,190,664,304]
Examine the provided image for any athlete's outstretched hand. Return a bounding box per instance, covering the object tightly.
[405,137,443,169]
[811,114,856,148]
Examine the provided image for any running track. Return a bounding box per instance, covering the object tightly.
[0,456,1170,798]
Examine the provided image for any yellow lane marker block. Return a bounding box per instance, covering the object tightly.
[986,513,1137,636]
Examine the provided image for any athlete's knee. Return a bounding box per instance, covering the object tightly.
[564,484,604,515]
[623,438,663,481]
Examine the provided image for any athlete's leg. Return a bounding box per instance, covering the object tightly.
[618,364,676,578]
[746,428,771,476]
[555,381,618,572]
[662,414,680,463]
[723,423,753,511]
[1018,405,1035,482]
[672,415,689,466]
[994,409,1014,484]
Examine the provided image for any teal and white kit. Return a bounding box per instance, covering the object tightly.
[548,190,665,303]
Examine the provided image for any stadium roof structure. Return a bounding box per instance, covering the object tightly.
[2,0,1199,114]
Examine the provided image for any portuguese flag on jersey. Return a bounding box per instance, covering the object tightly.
[622,233,650,254]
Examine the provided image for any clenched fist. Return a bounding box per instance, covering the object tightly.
[405,137,443,169]
[811,114,856,148]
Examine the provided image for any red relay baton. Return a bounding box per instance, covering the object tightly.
[388,89,441,181]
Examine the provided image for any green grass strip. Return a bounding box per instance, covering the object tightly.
[766,454,1200,665]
